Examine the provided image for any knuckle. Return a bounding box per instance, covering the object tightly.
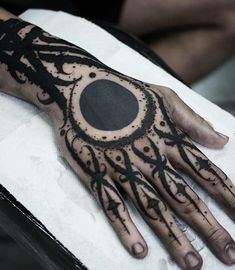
[206,227,228,244]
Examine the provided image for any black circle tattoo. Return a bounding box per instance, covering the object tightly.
[68,78,156,149]
[79,80,139,131]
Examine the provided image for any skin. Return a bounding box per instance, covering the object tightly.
[0,8,235,270]
[119,0,235,84]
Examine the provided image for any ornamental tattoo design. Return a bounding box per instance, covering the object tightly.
[0,18,234,247]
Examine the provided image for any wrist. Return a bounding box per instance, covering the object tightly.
[0,16,57,110]
[0,13,115,115]
[0,11,29,102]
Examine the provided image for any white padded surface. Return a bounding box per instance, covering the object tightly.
[0,9,234,270]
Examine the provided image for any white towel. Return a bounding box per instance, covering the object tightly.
[0,9,234,270]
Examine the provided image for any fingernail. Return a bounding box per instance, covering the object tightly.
[132,243,144,255]
[225,243,235,262]
[185,252,200,269]
[216,132,229,140]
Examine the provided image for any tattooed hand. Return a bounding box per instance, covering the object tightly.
[0,15,235,270]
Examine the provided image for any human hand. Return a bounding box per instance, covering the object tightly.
[0,17,235,270]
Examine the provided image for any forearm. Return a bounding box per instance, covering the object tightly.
[0,8,106,113]
[0,8,55,109]
[0,8,24,99]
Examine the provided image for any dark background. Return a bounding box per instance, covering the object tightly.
[0,227,44,269]
[0,0,124,23]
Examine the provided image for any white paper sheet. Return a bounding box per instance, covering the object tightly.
[0,9,234,270]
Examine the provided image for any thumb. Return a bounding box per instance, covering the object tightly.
[157,86,229,149]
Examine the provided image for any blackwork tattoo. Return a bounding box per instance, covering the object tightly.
[104,149,180,244]
[151,90,235,198]
[0,18,233,246]
[65,135,129,233]
[79,80,139,131]
[132,137,211,224]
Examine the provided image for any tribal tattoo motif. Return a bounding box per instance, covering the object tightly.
[0,18,233,246]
